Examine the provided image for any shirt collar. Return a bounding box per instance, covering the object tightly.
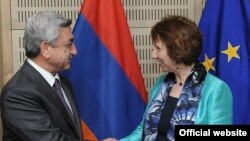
[27,58,60,87]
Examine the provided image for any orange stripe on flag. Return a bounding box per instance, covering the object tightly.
[81,120,98,141]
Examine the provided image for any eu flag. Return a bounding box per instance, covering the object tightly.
[62,0,147,140]
[199,0,250,124]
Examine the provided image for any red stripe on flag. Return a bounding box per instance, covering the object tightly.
[80,0,147,103]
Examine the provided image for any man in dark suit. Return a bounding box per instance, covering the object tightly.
[0,11,83,141]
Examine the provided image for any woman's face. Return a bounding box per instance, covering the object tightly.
[151,39,176,72]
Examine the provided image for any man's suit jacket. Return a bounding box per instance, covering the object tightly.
[0,61,83,141]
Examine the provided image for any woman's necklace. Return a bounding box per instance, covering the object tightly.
[179,82,183,86]
[174,80,183,86]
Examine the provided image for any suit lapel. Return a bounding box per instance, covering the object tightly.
[22,62,78,133]
[60,78,82,138]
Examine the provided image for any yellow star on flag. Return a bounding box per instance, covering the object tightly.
[203,54,215,72]
[221,41,240,62]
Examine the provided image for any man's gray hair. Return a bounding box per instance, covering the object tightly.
[24,11,72,58]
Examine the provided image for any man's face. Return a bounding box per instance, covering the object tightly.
[48,27,77,73]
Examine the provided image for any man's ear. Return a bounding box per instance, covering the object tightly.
[40,41,50,59]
